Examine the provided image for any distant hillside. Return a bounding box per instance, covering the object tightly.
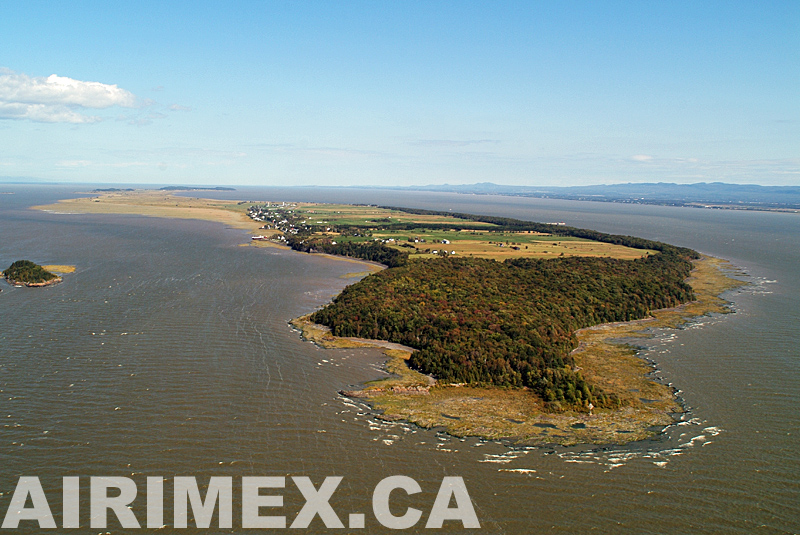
[394,182,800,211]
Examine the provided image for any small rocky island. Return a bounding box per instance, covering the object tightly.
[3,260,62,287]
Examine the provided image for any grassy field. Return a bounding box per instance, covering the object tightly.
[370,229,651,260]
[37,191,653,261]
[289,202,652,260]
[290,203,493,227]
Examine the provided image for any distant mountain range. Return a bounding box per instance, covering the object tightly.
[388,182,800,211]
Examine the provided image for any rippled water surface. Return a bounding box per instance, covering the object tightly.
[1,185,798,534]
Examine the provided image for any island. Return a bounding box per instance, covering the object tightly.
[3,260,62,287]
[35,190,745,445]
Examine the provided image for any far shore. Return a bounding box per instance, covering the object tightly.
[34,190,748,446]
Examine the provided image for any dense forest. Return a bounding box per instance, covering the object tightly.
[287,239,408,268]
[311,253,695,408]
[301,208,699,409]
[3,260,58,284]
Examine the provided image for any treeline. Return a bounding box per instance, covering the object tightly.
[378,206,699,258]
[310,253,696,408]
[286,237,409,268]
[3,260,57,284]
[288,206,697,268]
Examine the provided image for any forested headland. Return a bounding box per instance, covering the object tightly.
[298,207,699,410]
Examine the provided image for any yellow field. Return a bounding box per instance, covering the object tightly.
[41,265,76,274]
[36,191,653,261]
[291,203,495,227]
[296,203,651,260]
[374,232,653,260]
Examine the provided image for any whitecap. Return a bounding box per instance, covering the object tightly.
[498,468,537,474]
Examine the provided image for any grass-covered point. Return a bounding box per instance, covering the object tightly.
[3,260,58,285]
[310,241,698,409]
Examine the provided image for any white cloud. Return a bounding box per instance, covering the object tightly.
[0,69,136,108]
[169,104,191,111]
[631,154,654,162]
[0,68,138,123]
[0,102,99,123]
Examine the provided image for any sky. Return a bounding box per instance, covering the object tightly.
[0,1,798,187]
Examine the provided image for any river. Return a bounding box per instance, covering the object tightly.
[0,184,797,534]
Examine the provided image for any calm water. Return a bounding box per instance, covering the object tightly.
[0,184,798,534]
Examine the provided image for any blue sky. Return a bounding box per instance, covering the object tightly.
[1,1,797,187]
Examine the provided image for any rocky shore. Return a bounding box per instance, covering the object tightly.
[4,275,62,287]
[296,256,745,446]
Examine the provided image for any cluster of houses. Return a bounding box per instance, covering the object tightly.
[247,203,308,239]
[369,236,457,255]
[246,204,464,257]
[409,237,450,245]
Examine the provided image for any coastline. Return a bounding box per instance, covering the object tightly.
[3,275,63,288]
[293,255,746,446]
[34,190,747,445]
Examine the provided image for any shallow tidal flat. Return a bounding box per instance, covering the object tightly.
[297,255,745,446]
[34,190,260,231]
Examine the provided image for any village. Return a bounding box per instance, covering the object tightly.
[245,201,654,261]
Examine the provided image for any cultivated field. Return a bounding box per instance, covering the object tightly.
[289,203,653,260]
[37,192,654,260]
